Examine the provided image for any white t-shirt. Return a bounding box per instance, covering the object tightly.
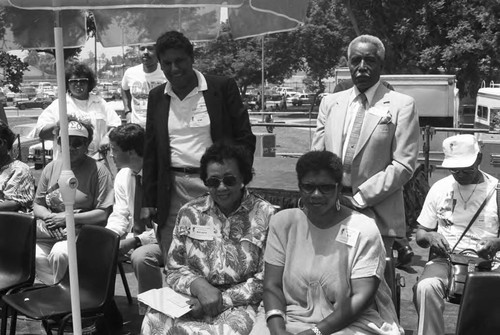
[418,172,499,252]
[121,64,166,127]
[35,93,122,158]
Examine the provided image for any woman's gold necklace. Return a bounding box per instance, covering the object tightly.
[457,183,479,210]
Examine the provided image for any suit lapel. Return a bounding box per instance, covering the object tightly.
[330,91,350,155]
[355,85,389,156]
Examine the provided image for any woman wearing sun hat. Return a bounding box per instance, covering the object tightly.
[34,117,114,285]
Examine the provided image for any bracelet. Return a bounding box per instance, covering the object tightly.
[265,309,286,323]
[311,326,323,335]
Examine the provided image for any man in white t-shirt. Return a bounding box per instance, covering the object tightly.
[413,134,500,335]
[121,43,166,127]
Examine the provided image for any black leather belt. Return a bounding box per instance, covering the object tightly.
[171,166,201,174]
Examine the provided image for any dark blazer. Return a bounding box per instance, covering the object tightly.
[142,74,256,229]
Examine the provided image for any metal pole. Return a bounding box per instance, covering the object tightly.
[94,35,98,78]
[261,36,265,121]
[54,9,82,335]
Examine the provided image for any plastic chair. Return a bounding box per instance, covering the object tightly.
[2,225,120,335]
[117,261,133,304]
[0,212,36,335]
[455,272,500,335]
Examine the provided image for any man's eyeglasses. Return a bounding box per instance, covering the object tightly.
[449,167,476,174]
[299,183,338,194]
[204,175,238,188]
[68,78,89,85]
[58,137,87,149]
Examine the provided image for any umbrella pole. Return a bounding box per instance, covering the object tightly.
[54,10,82,335]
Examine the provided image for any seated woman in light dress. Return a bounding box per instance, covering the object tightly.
[142,142,276,335]
[252,151,403,335]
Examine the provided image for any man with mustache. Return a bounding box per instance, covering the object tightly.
[122,43,166,128]
[312,34,420,254]
[141,31,255,260]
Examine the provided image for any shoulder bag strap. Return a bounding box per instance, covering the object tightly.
[451,184,497,253]
[497,183,500,237]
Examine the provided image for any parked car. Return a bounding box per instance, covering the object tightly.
[15,96,53,110]
[290,93,316,106]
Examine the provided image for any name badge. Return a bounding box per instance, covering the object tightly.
[335,225,360,247]
[188,225,215,241]
[190,111,210,127]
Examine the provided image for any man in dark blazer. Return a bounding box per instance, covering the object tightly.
[142,31,256,258]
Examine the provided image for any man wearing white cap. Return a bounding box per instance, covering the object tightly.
[413,134,500,335]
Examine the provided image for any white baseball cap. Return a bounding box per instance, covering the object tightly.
[441,134,480,168]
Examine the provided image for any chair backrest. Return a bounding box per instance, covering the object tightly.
[456,272,500,335]
[60,225,119,308]
[0,212,36,292]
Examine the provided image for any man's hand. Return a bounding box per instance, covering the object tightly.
[119,238,137,255]
[141,207,157,228]
[340,195,361,210]
[425,231,450,256]
[45,212,66,229]
[477,237,500,260]
[187,297,203,318]
[190,278,223,317]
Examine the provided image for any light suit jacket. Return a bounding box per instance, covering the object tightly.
[312,84,420,237]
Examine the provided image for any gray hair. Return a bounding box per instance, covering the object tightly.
[348,35,385,61]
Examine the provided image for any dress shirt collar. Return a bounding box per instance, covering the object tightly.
[350,80,381,107]
[164,69,208,97]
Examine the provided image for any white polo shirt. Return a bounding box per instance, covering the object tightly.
[166,69,213,168]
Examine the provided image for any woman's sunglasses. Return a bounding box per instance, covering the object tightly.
[299,183,338,194]
[204,175,238,188]
[57,137,87,149]
[68,78,89,85]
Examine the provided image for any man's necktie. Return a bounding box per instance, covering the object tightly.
[133,174,147,235]
[343,93,368,174]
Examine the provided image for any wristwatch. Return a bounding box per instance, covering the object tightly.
[134,236,142,248]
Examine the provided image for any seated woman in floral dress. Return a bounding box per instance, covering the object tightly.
[142,142,276,335]
[0,120,35,212]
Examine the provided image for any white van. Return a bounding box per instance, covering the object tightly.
[474,87,500,130]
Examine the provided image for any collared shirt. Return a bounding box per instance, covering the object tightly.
[106,167,157,246]
[166,69,213,168]
[342,81,381,187]
[165,191,275,308]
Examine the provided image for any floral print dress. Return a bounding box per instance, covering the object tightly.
[141,190,275,335]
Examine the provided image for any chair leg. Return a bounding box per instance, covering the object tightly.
[8,310,16,335]
[1,302,8,335]
[118,262,133,304]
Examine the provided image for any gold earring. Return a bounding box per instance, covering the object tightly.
[298,197,304,210]
[336,199,341,211]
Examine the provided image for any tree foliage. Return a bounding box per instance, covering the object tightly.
[0,52,29,91]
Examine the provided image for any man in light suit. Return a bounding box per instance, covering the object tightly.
[312,35,420,251]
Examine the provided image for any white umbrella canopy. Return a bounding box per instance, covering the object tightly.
[0,1,308,333]
[1,0,307,48]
